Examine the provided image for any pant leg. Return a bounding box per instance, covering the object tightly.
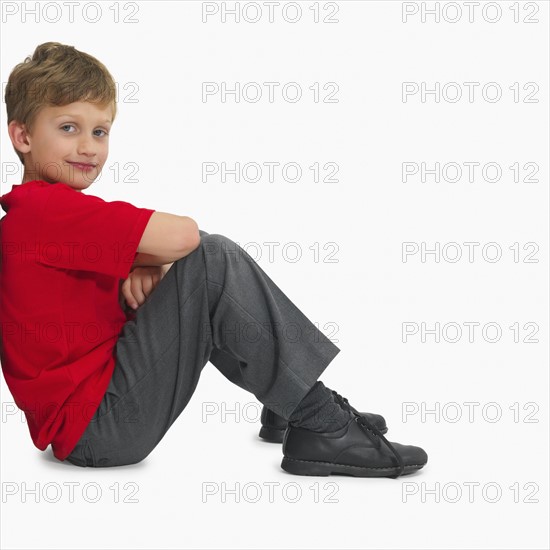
[64,229,340,467]
[208,346,250,392]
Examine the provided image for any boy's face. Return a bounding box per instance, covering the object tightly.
[12,100,113,191]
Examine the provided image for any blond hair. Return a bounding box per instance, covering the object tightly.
[5,42,117,164]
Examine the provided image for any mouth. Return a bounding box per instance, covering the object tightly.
[68,161,97,171]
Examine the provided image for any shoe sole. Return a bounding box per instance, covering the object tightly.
[280,456,425,477]
[259,425,388,443]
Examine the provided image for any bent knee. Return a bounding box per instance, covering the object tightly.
[200,232,235,252]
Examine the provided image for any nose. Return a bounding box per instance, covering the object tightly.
[76,134,98,157]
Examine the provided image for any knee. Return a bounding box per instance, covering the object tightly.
[200,232,237,255]
[197,233,253,271]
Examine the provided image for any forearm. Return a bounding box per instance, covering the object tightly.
[130,246,197,271]
[130,252,177,269]
[130,220,201,270]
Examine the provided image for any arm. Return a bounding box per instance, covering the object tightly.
[131,253,177,270]
[131,213,201,269]
[119,213,200,311]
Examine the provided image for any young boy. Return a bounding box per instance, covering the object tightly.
[0,42,427,477]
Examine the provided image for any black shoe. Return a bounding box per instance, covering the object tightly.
[258,389,388,443]
[281,414,428,478]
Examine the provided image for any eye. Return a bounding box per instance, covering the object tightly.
[60,124,75,132]
[94,129,109,137]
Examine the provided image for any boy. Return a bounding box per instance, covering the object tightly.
[0,42,427,476]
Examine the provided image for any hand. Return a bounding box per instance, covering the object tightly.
[120,266,164,310]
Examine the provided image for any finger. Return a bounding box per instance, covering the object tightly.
[151,272,161,287]
[121,279,136,307]
[124,293,139,310]
[150,272,162,291]
[141,274,155,298]
[130,278,147,307]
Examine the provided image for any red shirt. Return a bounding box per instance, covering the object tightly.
[0,180,155,461]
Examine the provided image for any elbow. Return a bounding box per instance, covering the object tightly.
[179,216,201,256]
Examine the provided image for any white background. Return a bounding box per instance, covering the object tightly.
[0,1,548,549]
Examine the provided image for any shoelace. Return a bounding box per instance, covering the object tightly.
[330,389,360,415]
[331,389,405,478]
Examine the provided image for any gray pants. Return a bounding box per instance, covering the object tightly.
[63,230,340,467]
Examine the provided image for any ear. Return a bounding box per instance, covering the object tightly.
[8,120,32,156]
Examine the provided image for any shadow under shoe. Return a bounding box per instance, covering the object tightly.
[281,414,428,478]
[258,389,388,443]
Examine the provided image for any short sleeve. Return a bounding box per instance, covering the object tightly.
[37,184,155,279]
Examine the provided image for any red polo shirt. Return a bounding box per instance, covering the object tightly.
[0,180,155,461]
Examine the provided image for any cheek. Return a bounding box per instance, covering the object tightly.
[40,135,66,156]
[33,138,56,163]
[99,143,109,161]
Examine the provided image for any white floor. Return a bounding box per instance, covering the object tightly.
[2,359,548,550]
